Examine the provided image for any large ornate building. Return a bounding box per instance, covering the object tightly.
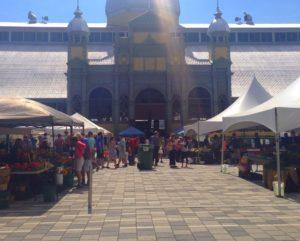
[0,0,300,134]
[67,0,232,133]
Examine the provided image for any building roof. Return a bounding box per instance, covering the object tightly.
[187,44,300,97]
[182,23,300,29]
[0,44,113,98]
[0,43,299,99]
[0,22,300,30]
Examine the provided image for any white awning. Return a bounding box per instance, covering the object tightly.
[0,97,83,127]
[223,76,300,133]
[184,76,271,136]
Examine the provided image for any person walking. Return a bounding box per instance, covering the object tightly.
[108,137,118,168]
[167,135,177,168]
[211,134,221,163]
[74,133,86,188]
[82,132,95,185]
[150,131,160,166]
[117,137,127,167]
[174,136,183,164]
[128,137,139,165]
[54,134,64,153]
[96,132,104,169]
[82,136,92,186]
[181,137,189,168]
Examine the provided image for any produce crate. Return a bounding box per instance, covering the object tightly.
[0,167,11,191]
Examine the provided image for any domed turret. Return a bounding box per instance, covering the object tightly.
[67,6,89,34]
[207,6,231,63]
[207,7,230,36]
[106,0,180,26]
[67,5,89,62]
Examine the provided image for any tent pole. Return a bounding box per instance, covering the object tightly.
[221,133,225,172]
[70,126,73,135]
[197,118,200,162]
[274,108,282,197]
[52,126,55,150]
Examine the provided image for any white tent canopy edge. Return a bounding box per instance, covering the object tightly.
[184,76,272,136]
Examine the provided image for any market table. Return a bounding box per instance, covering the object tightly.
[11,163,54,175]
[10,162,55,200]
[242,151,300,192]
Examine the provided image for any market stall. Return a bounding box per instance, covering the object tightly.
[184,77,272,164]
[222,76,300,196]
[184,77,271,136]
[0,97,84,207]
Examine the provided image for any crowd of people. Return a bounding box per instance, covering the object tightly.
[62,130,201,188]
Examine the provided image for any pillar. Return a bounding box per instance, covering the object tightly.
[113,70,120,133]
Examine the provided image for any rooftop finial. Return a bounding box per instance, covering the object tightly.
[74,0,82,18]
[215,0,222,19]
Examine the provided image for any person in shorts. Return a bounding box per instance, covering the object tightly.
[117,137,127,167]
[108,137,118,168]
[96,132,104,169]
[74,133,86,188]
[82,133,94,186]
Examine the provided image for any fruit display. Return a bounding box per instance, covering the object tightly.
[10,161,48,172]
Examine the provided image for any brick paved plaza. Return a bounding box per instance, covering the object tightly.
[0,164,300,241]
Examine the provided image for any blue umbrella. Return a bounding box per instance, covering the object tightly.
[119,127,145,137]
[175,128,184,136]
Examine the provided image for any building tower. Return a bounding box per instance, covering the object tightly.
[207,4,232,114]
[66,4,90,115]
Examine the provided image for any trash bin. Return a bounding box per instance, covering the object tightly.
[137,144,153,170]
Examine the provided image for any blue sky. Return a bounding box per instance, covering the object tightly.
[0,0,300,24]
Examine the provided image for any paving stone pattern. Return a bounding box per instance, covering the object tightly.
[0,164,299,241]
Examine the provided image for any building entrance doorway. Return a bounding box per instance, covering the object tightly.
[135,89,166,135]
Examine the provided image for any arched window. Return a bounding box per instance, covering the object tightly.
[135,89,166,120]
[188,87,211,120]
[89,88,112,122]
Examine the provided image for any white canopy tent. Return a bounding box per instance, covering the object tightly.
[223,76,300,133]
[71,113,111,135]
[0,97,83,128]
[184,77,272,136]
[45,113,111,135]
[222,76,300,197]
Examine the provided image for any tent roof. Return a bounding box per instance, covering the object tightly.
[71,113,111,135]
[0,97,83,127]
[119,127,145,137]
[223,76,300,133]
[184,77,272,135]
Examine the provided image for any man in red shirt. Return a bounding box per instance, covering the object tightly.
[75,133,86,188]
